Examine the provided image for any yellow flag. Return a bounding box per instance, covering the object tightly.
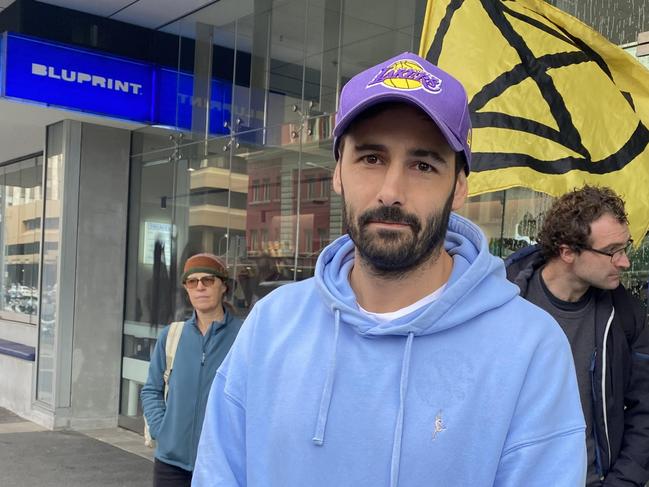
[420,0,649,244]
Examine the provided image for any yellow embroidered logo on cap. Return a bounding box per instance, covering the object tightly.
[367,59,442,94]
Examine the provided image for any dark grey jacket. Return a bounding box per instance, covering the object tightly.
[505,245,649,486]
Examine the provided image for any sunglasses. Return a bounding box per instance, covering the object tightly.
[184,276,219,289]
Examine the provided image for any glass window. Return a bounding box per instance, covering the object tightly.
[305,177,316,200]
[37,123,63,405]
[0,155,43,325]
[318,227,329,250]
[251,180,260,202]
[262,178,271,201]
[117,0,649,434]
[623,234,649,308]
[459,188,554,258]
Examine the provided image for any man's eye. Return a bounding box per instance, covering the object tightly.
[416,162,434,172]
[363,155,379,164]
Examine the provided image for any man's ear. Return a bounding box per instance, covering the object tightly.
[558,244,577,264]
[451,170,468,211]
[333,162,342,195]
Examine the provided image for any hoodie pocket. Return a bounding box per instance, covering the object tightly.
[157,407,169,438]
[155,407,175,457]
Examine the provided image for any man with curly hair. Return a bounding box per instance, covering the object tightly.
[506,185,649,486]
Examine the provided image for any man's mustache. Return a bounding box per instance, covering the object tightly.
[358,206,422,234]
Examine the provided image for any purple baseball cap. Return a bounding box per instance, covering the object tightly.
[333,52,472,173]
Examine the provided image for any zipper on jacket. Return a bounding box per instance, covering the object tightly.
[200,324,208,365]
[600,309,615,469]
[590,349,604,476]
[191,329,211,465]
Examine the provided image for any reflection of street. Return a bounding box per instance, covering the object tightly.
[3,284,38,315]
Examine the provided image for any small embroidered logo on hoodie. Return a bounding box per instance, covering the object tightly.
[432,411,446,440]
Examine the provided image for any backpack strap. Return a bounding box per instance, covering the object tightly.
[163,321,185,401]
[144,320,185,448]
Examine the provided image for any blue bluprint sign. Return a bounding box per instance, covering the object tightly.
[156,68,231,134]
[0,33,232,134]
[3,34,153,122]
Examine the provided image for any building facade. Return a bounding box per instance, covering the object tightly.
[0,0,647,433]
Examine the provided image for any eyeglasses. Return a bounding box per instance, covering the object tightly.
[581,239,633,263]
[184,276,218,289]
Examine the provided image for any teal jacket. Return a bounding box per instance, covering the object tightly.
[141,310,242,471]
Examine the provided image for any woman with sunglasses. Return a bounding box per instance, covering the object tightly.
[141,253,243,487]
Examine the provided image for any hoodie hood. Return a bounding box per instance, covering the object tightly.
[504,244,546,296]
[315,212,519,336]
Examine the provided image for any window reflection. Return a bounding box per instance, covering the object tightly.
[116,0,647,432]
[37,122,64,405]
[0,156,43,324]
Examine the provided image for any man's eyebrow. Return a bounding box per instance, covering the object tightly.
[605,238,631,250]
[354,143,386,152]
[353,145,448,163]
[408,149,448,163]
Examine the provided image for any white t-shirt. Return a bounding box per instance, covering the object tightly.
[357,284,447,323]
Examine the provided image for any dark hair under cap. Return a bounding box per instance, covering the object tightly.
[181,253,228,282]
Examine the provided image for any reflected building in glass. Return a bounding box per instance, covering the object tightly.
[0,156,43,322]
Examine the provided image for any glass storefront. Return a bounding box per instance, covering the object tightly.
[117,0,649,430]
[0,154,43,324]
[36,123,63,405]
[118,0,427,429]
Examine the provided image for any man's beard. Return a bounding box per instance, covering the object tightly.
[342,186,455,278]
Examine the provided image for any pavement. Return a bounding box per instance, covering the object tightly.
[0,408,154,486]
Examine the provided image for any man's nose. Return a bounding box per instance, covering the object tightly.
[377,164,406,207]
[616,253,631,270]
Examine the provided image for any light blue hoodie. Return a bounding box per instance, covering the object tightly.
[193,213,586,486]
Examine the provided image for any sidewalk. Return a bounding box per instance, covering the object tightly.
[0,408,153,486]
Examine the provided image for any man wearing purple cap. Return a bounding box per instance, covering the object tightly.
[193,53,586,486]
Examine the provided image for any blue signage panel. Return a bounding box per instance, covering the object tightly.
[207,78,233,136]
[1,33,239,134]
[156,68,190,129]
[0,35,5,96]
[156,68,231,136]
[4,34,153,122]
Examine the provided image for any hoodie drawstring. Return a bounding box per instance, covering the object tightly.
[312,313,414,487]
[390,331,414,487]
[312,308,341,446]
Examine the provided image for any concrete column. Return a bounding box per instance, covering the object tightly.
[247,0,273,140]
[33,121,130,429]
[191,22,215,148]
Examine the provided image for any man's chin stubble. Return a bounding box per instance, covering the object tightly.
[357,230,443,279]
